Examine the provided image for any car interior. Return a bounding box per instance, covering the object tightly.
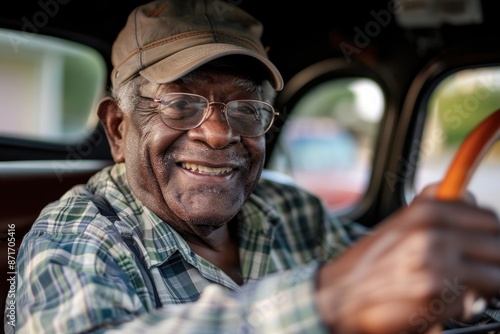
[1,0,500,332]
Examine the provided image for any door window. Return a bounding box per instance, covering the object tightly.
[267,77,385,213]
[0,28,106,142]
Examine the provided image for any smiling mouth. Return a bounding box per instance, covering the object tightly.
[181,162,234,175]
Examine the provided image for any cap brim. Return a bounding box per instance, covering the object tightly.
[139,43,284,91]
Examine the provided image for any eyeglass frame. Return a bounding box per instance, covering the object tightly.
[139,92,279,137]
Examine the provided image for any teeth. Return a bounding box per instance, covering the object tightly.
[181,162,233,175]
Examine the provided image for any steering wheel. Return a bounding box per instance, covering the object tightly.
[436,108,500,334]
[436,108,500,200]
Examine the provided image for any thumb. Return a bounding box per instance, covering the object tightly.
[414,183,477,205]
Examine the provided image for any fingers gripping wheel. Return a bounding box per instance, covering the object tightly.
[436,108,500,200]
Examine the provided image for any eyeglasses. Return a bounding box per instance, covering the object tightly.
[140,92,279,137]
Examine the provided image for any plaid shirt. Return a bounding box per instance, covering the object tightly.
[13,163,363,333]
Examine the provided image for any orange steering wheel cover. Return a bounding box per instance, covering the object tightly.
[436,108,500,200]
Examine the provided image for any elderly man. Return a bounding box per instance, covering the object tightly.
[13,0,500,333]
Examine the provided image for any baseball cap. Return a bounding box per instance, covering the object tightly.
[111,0,284,90]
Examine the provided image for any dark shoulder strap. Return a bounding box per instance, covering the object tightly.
[89,193,120,223]
[88,193,162,308]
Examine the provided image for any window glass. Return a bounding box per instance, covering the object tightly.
[267,78,384,213]
[412,67,500,214]
[0,28,106,142]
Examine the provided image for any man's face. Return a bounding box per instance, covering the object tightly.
[120,69,266,239]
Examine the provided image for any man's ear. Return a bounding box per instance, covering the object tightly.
[97,96,126,163]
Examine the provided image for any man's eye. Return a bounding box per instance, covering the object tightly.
[165,100,191,110]
[231,104,260,121]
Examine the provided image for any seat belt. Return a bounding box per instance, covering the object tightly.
[88,194,162,309]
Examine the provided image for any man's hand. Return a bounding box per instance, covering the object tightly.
[315,186,500,334]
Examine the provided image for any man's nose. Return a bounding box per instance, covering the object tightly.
[187,104,240,148]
